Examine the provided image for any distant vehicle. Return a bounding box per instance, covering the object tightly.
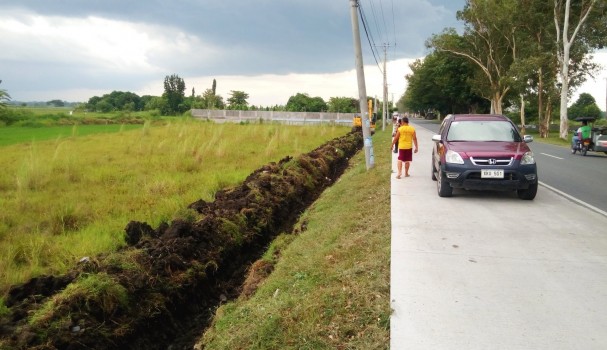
[352,113,376,134]
[571,116,607,156]
[431,114,538,200]
[424,112,437,120]
[352,99,376,134]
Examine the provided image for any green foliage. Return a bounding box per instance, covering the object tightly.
[87,91,145,113]
[199,88,225,109]
[400,51,489,115]
[568,93,602,120]
[163,74,186,115]
[420,0,607,126]
[0,81,10,110]
[46,100,65,107]
[227,90,249,110]
[285,93,327,112]
[327,97,358,113]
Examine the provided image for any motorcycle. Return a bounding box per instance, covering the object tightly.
[570,117,607,156]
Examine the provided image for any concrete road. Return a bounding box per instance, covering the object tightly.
[390,125,607,349]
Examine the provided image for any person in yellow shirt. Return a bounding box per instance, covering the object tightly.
[390,117,418,179]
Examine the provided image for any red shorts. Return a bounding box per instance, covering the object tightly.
[398,148,413,162]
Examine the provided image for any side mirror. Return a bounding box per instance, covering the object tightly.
[432,135,442,143]
[523,135,533,143]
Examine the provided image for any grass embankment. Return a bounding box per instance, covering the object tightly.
[0,121,348,294]
[199,130,392,349]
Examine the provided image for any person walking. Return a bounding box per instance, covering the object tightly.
[392,116,401,153]
[390,116,418,179]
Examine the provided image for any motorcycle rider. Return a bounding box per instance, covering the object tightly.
[571,120,592,148]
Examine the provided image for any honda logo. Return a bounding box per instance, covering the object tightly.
[488,159,497,165]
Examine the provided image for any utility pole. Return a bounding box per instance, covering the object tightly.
[379,44,391,132]
[349,0,374,170]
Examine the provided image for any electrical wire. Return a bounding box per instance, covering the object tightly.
[358,2,383,73]
[357,0,400,74]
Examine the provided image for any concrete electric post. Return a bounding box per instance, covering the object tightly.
[349,0,374,170]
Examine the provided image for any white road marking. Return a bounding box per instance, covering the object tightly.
[540,153,564,160]
[540,181,607,218]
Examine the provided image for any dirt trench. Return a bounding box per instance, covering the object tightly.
[0,131,362,350]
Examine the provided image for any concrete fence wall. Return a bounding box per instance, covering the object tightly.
[191,109,357,125]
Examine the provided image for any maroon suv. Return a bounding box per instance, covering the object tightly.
[431,114,538,200]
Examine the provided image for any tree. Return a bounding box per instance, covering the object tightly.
[505,0,561,136]
[0,81,11,109]
[227,90,249,110]
[400,50,489,116]
[163,74,186,115]
[86,91,143,112]
[47,99,65,107]
[568,92,602,120]
[429,0,522,114]
[96,100,113,113]
[144,96,168,112]
[201,88,224,109]
[554,0,607,138]
[328,97,358,113]
[285,93,327,112]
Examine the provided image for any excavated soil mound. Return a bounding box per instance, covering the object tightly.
[0,131,362,350]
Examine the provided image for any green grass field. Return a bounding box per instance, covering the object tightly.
[0,124,144,146]
[0,121,349,293]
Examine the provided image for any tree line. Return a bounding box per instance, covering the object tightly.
[83,75,381,115]
[399,0,607,138]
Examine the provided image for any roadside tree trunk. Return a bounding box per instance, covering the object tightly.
[555,0,596,139]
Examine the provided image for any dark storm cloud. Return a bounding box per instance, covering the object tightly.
[2,0,459,73]
[0,0,465,101]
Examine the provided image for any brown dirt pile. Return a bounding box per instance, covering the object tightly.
[0,131,362,349]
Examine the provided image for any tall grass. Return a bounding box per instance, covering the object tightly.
[0,124,143,147]
[0,121,348,293]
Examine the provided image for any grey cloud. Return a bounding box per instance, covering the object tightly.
[0,0,465,101]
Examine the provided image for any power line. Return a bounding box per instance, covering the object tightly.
[378,0,388,44]
[357,0,399,74]
[358,3,383,72]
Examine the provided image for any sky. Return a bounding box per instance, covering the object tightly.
[1,0,606,110]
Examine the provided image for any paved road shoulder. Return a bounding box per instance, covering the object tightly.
[390,124,607,349]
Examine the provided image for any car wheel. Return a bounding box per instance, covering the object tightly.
[431,159,437,181]
[437,169,453,197]
[517,182,538,200]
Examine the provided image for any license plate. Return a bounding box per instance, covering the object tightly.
[481,169,504,178]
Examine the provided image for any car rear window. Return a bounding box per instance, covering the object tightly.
[447,120,521,142]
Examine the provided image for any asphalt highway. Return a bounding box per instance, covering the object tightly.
[413,119,607,214]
